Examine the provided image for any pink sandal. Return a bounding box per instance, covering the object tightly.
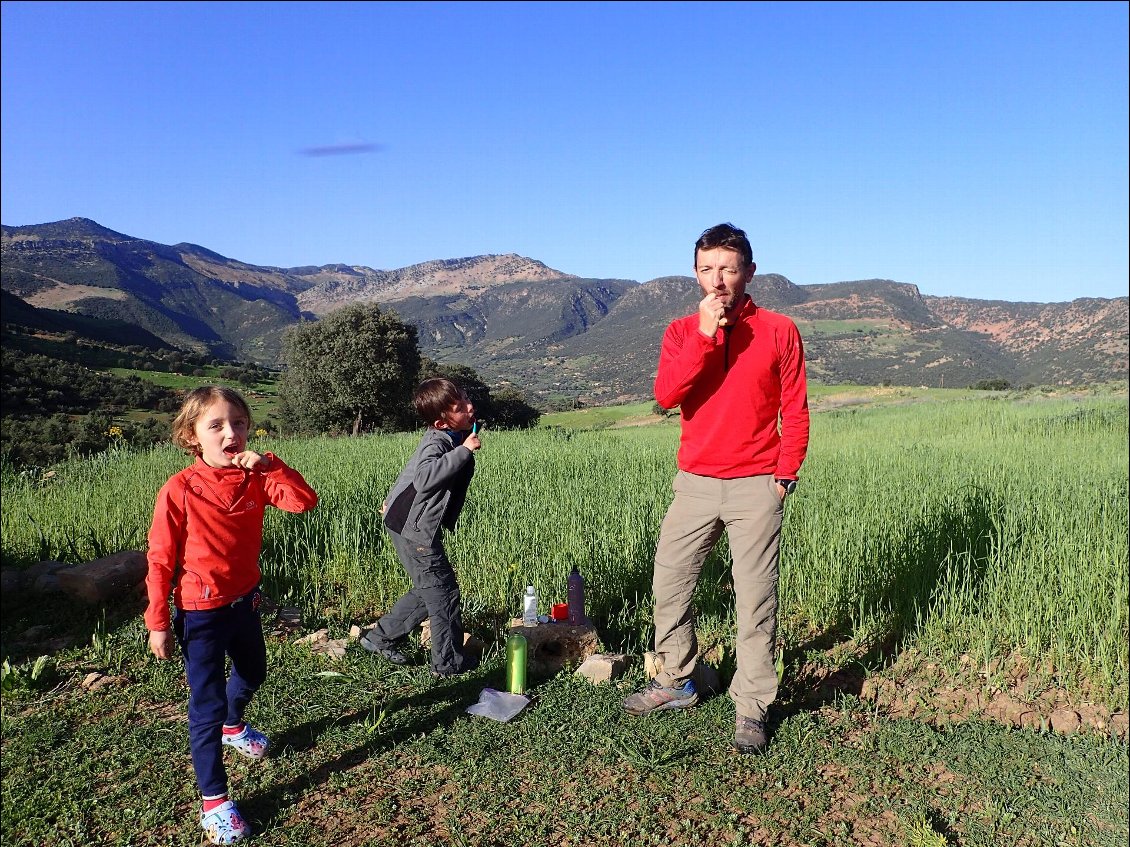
[200,800,251,844]
[221,724,269,760]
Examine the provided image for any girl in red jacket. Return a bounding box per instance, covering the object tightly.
[144,386,318,845]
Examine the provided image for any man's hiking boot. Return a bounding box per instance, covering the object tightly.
[733,715,769,753]
[622,679,699,716]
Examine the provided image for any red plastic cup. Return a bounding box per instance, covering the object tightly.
[551,603,569,622]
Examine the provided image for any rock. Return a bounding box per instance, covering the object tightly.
[319,639,348,660]
[81,672,126,691]
[56,551,147,604]
[32,572,66,595]
[24,560,69,581]
[1110,712,1129,739]
[296,629,348,659]
[1,569,24,595]
[16,560,72,596]
[575,653,631,684]
[643,651,722,695]
[19,625,52,641]
[509,621,599,675]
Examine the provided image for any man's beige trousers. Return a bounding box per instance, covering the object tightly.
[652,470,783,720]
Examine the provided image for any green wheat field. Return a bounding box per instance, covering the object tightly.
[1,388,1127,846]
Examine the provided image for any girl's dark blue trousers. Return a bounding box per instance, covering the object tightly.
[174,588,267,798]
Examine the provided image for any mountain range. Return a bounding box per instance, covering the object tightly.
[2,217,1126,407]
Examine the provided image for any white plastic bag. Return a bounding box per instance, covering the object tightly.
[465,687,530,722]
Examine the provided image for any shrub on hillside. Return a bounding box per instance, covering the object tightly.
[971,378,1012,391]
[1,413,169,468]
[1,349,178,415]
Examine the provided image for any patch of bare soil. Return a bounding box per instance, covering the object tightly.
[24,282,130,308]
[787,640,1127,740]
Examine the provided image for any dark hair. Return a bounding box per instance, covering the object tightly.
[413,377,467,424]
[694,223,753,268]
[170,385,253,455]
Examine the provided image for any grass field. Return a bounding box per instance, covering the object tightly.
[1,387,1127,846]
[107,367,282,424]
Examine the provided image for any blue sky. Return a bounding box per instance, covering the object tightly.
[2,1,1127,303]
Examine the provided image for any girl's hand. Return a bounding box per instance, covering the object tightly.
[464,432,482,452]
[149,629,174,660]
[232,450,270,470]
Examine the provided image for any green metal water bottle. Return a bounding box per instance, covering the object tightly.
[506,633,527,695]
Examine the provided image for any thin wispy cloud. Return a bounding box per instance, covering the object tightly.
[299,141,383,157]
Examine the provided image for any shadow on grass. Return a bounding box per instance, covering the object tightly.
[774,486,1000,715]
[607,486,1002,725]
[0,590,146,665]
[244,666,496,826]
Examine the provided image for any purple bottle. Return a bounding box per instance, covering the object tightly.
[567,565,587,625]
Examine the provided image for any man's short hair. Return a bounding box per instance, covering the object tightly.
[413,377,466,424]
[695,223,753,268]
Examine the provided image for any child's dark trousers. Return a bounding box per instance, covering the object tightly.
[174,588,267,798]
[369,531,467,674]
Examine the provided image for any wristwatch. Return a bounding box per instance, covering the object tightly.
[775,478,798,496]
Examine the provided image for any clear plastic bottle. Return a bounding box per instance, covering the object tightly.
[522,585,538,626]
[567,565,587,625]
[506,633,527,694]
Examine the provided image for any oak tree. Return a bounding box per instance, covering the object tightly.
[279,304,420,435]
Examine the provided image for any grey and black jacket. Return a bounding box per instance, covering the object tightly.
[382,428,475,543]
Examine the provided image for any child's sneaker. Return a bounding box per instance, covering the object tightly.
[200,800,251,844]
[221,724,269,760]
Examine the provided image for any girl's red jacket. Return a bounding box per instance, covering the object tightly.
[655,296,810,480]
[144,454,318,631]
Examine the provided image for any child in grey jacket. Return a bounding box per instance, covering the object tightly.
[361,378,482,675]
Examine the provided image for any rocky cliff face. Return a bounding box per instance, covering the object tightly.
[294,254,578,314]
[926,296,1128,357]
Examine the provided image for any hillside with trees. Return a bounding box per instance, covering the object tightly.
[4,218,1126,409]
[1,296,539,468]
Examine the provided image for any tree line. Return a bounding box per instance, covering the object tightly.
[1,303,539,468]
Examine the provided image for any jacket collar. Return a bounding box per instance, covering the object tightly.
[731,293,757,321]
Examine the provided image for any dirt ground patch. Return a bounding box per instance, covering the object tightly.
[788,640,1128,740]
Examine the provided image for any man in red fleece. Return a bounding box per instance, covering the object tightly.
[623,223,810,754]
